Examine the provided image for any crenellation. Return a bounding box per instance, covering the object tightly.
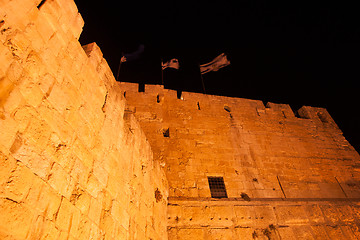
[119,81,139,93]
[145,83,165,93]
[120,83,343,135]
[1,0,360,239]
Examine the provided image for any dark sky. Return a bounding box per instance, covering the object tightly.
[75,0,360,152]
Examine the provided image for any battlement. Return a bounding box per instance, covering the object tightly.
[119,82,339,130]
[120,78,360,205]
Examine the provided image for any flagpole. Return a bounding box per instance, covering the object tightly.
[161,58,164,85]
[198,64,206,94]
[116,52,124,81]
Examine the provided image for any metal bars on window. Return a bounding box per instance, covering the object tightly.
[207,176,228,198]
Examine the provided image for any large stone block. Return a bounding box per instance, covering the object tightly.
[0,198,35,239]
[0,117,18,150]
[2,160,35,202]
[48,162,75,198]
[70,185,91,214]
[35,11,57,42]
[46,82,69,113]
[88,196,102,226]
[0,148,17,188]
[274,205,309,225]
[70,157,90,189]
[56,198,73,232]
[37,218,62,240]
[11,138,52,180]
[35,183,62,221]
[177,228,205,240]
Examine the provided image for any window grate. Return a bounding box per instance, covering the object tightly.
[208,176,228,198]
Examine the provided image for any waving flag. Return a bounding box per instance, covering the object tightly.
[200,53,230,74]
[162,58,180,70]
[120,56,127,63]
[121,44,145,62]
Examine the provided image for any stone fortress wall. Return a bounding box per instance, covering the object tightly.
[0,0,168,239]
[120,83,360,239]
[1,0,360,239]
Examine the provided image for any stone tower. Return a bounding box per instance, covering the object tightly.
[1,0,360,239]
[121,83,360,239]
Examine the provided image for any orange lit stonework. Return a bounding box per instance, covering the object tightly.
[0,0,359,239]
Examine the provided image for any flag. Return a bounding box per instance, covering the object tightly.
[121,44,144,62]
[199,53,230,74]
[162,58,180,70]
[120,56,127,63]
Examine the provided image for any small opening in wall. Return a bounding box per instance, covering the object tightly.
[138,83,145,92]
[208,176,228,198]
[293,110,301,118]
[156,94,160,103]
[163,128,170,138]
[224,105,231,112]
[197,102,201,110]
[154,188,162,203]
[123,91,126,98]
[37,0,46,9]
[177,90,182,99]
[291,105,310,119]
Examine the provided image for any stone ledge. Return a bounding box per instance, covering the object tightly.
[169,197,360,203]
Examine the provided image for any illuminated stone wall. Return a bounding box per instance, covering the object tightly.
[0,1,168,239]
[2,0,360,239]
[121,83,360,239]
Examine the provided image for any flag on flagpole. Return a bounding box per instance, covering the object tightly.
[199,53,230,74]
[121,44,145,63]
[120,56,127,63]
[162,58,180,70]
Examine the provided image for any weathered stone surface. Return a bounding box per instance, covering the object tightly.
[0,0,168,239]
[1,0,360,239]
[121,80,360,239]
[0,198,35,239]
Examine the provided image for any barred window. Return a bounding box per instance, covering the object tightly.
[208,176,228,198]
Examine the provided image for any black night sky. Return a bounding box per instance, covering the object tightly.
[75,0,360,152]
